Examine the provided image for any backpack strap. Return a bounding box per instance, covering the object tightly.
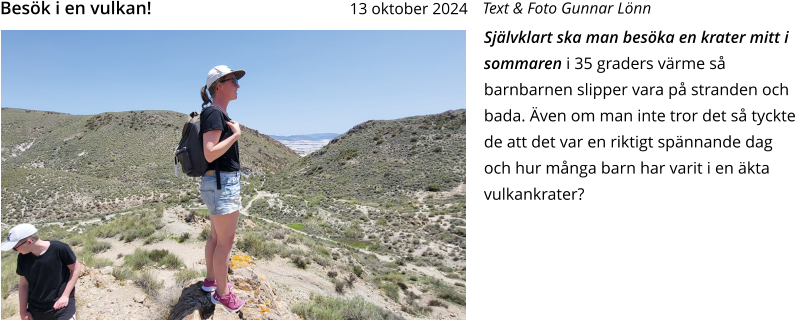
[216,168,222,190]
[202,105,225,190]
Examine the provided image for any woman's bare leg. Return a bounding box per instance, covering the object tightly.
[204,215,219,281]
[212,210,239,298]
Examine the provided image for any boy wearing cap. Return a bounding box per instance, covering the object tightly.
[2,224,80,320]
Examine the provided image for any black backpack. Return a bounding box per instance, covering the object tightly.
[175,107,225,189]
[174,110,208,177]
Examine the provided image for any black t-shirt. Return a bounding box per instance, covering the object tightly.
[16,240,77,312]
[200,105,240,172]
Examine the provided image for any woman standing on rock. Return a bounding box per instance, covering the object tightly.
[198,65,246,312]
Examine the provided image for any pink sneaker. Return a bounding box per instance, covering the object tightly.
[211,290,245,312]
[201,278,234,293]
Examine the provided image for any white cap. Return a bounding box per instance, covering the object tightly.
[1,223,37,251]
[206,65,245,88]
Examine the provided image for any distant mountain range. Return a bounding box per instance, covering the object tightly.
[269,133,340,141]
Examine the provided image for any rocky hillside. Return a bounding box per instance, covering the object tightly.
[1,203,465,320]
[264,109,466,200]
[247,110,467,279]
[1,108,299,224]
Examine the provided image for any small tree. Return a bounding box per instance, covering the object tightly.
[344,273,357,288]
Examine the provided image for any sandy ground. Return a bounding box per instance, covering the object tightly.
[2,203,466,320]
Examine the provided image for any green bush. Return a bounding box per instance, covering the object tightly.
[344,274,357,288]
[293,294,404,320]
[292,256,308,269]
[237,233,283,259]
[426,184,441,192]
[199,227,210,241]
[159,252,184,269]
[428,299,448,308]
[66,236,85,247]
[352,265,364,278]
[437,287,466,306]
[84,239,112,254]
[174,268,202,287]
[135,270,163,297]
[314,244,331,257]
[177,232,190,243]
[143,233,166,245]
[78,251,112,268]
[124,248,184,270]
[379,282,400,301]
[332,278,345,294]
[112,267,135,282]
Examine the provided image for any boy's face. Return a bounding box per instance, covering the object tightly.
[12,238,32,254]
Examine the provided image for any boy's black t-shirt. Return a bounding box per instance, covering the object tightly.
[16,240,77,312]
[200,105,240,172]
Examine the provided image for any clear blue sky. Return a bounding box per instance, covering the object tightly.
[1,31,465,136]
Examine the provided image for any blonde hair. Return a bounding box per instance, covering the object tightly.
[200,82,219,107]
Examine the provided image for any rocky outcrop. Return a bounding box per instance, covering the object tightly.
[169,267,295,320]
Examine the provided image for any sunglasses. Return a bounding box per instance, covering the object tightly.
[12,237,30,251]
[219,77,239,86]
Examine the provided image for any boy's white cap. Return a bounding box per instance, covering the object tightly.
[206,65,245,88]
[1,223,37,251]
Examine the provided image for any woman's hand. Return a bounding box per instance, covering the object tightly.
[227,120,241,138]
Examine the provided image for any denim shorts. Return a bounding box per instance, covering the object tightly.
[200,171,242,216]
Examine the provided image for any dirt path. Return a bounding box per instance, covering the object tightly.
[239,190,270,216]
[241,191,466,289]
[242,191,393,262]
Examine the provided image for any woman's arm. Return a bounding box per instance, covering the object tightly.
[203,120,241,163]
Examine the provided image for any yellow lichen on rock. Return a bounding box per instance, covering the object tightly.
[230,254,254,269]
[258,304,270,314]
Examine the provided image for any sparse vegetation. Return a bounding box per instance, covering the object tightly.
[84,239,112,254]
[1,108,299,224]
[199,226,210,241]
[237,233,284,260]
[177,232,190,243]
[428,299,448,308]
[174,268,202,287]
[112,267,136,282]
[124,248,184,270]
[332,278,345,294]
[293,294,405,320]
[260,110,464,201]
[352,265,364,278]
[135,270,163,297]
[1,108,467,318]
